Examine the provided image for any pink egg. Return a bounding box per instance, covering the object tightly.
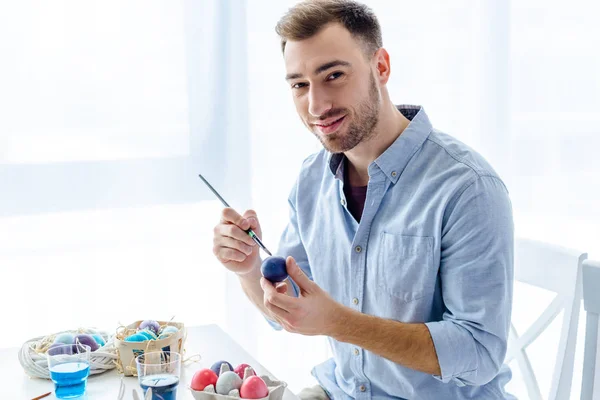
[234,363,251,380]
[190,368,218,391]
[240,376,269,399]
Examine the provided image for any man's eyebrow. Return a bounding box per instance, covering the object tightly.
[285,60,352,81]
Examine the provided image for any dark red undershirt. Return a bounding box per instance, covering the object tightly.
[342,158,368,222]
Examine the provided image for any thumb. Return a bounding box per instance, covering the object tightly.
[286,256,313,294]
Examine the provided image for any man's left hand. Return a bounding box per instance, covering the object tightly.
[260,256,345,336]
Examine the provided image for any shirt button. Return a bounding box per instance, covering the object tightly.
[341,198,346,206]
[391,171,397,177]
[355,246,362,253]
[352,298,359,305]
[354,348,359,356]
[359,385,366,392]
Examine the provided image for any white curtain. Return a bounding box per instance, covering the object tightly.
[0,0,249,366]
[247,0,600,396]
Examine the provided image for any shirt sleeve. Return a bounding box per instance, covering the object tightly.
[265,176,313,331]
[425,175,514,386]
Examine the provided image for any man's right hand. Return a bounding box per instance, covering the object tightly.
[212,208,262,275]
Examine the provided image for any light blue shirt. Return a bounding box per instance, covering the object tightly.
[271,105,515,399]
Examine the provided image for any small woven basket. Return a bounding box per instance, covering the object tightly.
[18,328,118,379]
[113,320,186,377]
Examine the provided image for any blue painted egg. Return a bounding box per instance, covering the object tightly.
[137,329,157,340]
[160,326,178,335]
[54,333,75,345]
[261,256,288,283]
[125,333,148,342]
[210,360,233,376]
[91,334,106,347]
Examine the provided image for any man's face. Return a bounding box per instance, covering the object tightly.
[284,23,381,153]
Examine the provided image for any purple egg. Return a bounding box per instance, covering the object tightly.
[210,360,233,376]
[73,334,99,352]
[138,320,161,335]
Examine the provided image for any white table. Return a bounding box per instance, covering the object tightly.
[2,324,298,400]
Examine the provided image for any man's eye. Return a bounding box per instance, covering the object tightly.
[327,72,344,80]
[292,82,308,89]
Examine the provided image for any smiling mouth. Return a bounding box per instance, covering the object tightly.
[314,115,346,135]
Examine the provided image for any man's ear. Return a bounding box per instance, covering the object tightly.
[373,48,391,85]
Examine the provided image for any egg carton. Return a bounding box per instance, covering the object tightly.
[189,375,287,400]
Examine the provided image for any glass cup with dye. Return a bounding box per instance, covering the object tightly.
[135,351,182,400]
[47,343,91,399]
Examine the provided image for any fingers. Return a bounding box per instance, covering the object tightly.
[214,236,254,257]
[275,281,288,294]
[220,207,251,231]
[213,246,246,263]
[214,223,256,248]
[261,278,297,312]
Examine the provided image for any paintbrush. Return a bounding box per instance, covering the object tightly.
[198,174,272,256]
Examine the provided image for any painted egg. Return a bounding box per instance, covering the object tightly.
[234,363,251,380]
[261,256,288,283]
[91,334,106,347]
[160,326,178,335]
[240,375,269,399]
[216,371,242,395]
[210,360,233,376]
[125,333,148,342]
[137,329,157,340]
[138,320,161,335]
[190,368,218,391]
[47,343,73,356]
[73,334,99,352]
[54,333,75,345]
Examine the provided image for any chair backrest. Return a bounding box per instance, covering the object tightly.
[506,238,587,400]
[581,259,600,400]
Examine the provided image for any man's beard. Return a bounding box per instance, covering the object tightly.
[313,73,381,153]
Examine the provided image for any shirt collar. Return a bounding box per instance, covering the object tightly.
[328,105,432,183]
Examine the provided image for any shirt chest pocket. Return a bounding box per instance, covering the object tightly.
[376,233,435,303]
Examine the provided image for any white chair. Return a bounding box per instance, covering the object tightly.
[506,238,587,400]
[580,259,600,400]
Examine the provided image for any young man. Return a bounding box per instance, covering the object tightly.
[212,1,515,399]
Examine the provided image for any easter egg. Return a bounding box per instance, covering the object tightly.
[54,333,75,345]
[47,343,73,356]
[160,325,178,334]
[234,363,251,380]
[240,375,269,399]
[73,334,99,352]
[157,326,178,339]
[137,329,157,341]
[210,360,233,376]
[216,371,242,395]
[261,256,288,283]
[91,334,106,347]
[125,333,147,342]
[190,368,218,391]
[138,320,160,335]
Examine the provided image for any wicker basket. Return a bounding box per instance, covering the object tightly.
[113,320,186,376]
[18,328,117,379]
